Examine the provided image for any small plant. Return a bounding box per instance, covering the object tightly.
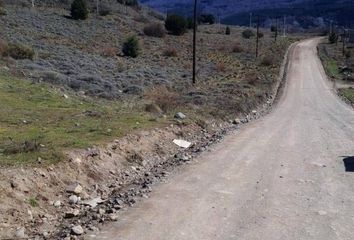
[225,26,231,35]
[163,48,178,57]
[29,197,39,207]
[117,0,138,6]
[260,55,276,66]
[345,50,351,59]
[257,32,264,38]
[3,43,35,60]
[216,62,226,72]
[271,25,277,32]
[165,14,187,36]
[232,42,243,53]
[122,35,140,58]
[99,3,111,16]
[101,46,117,57]
[71,0,89,20]
[143,23,166,38]
[0,0,6,16]
[242,29,255,39]
[328,32,338,44]
[186,18,194,29]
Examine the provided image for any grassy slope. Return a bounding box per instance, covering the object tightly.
[0,72,165,166]
[340,88,354,104]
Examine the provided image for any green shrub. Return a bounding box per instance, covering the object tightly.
[3,43,35,60]
[143,23,166,38]
[71,0,89,20]
[271,25,277,32]
[186,18,194,29]
[242,29,255,39]
[257,32,264,38]
[122,35,140,58]
[29,197,39,207]
[225,26,231,35]
[198,14,215,25]
[117,0,138,6]
[165,14,187,36]
[99,3,111,16]
[328,32,338,44]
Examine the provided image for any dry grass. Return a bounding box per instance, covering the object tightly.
[101,46,117,57]
[163,48,178,57]
[144,85,181,112]
[216,62,227,72]
[260,55,276,66]
[143,23,166,38]
[232,42,243,53]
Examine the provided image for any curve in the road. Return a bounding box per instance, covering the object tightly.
[88,38,354,240]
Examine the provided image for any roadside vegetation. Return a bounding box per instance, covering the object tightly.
[318,34,354,104]
[0,71,166,166]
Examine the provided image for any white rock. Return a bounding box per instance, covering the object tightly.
[15,227,26,238]
[109,214,118,221]
[69,195,79,204]
[54,200,61,207]
[82,197,105,208]
[66,183,83,195]
[71,225,84,235]
[173,139,192,148]
[174,112,186,119]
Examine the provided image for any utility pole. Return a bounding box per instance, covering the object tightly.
[249,13,253,28]
[283,15,286,37]
[193,0,198,84]
[274,17,278,42]
[96,0,99,15]
[256,15,260,58]
[342,29,347,56]
[330,20,333,34]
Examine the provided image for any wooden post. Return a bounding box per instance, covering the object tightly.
[256,15,260,58]
[275,17,278,42]
[193,0,198,84]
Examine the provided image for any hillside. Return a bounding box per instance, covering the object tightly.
[141,0,354,28]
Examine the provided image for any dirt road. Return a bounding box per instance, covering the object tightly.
[89,39,354,240]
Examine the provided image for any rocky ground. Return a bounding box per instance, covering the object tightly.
[0,2,298,239]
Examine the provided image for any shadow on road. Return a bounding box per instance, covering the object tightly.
[343,156,354,172]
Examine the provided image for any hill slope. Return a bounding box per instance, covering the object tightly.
[141,0,354,28]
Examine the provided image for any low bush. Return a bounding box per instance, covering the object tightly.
[165,14,187,36]
[143,23,166,38]
[257,32,264,38]
[122,35,140,58]
[225,26,231,35]
[198,14,215,25]
[328,32,338,44]
[117,0,138,6]
[99,3,111,16]
[242,29,255,39]
[2,43,35,60]
[0,0,6,16]
[232,42,243,53]
[71,0,89,20]
[163,48,178,57]
[260,55,276,66]
[144,85,180,112]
